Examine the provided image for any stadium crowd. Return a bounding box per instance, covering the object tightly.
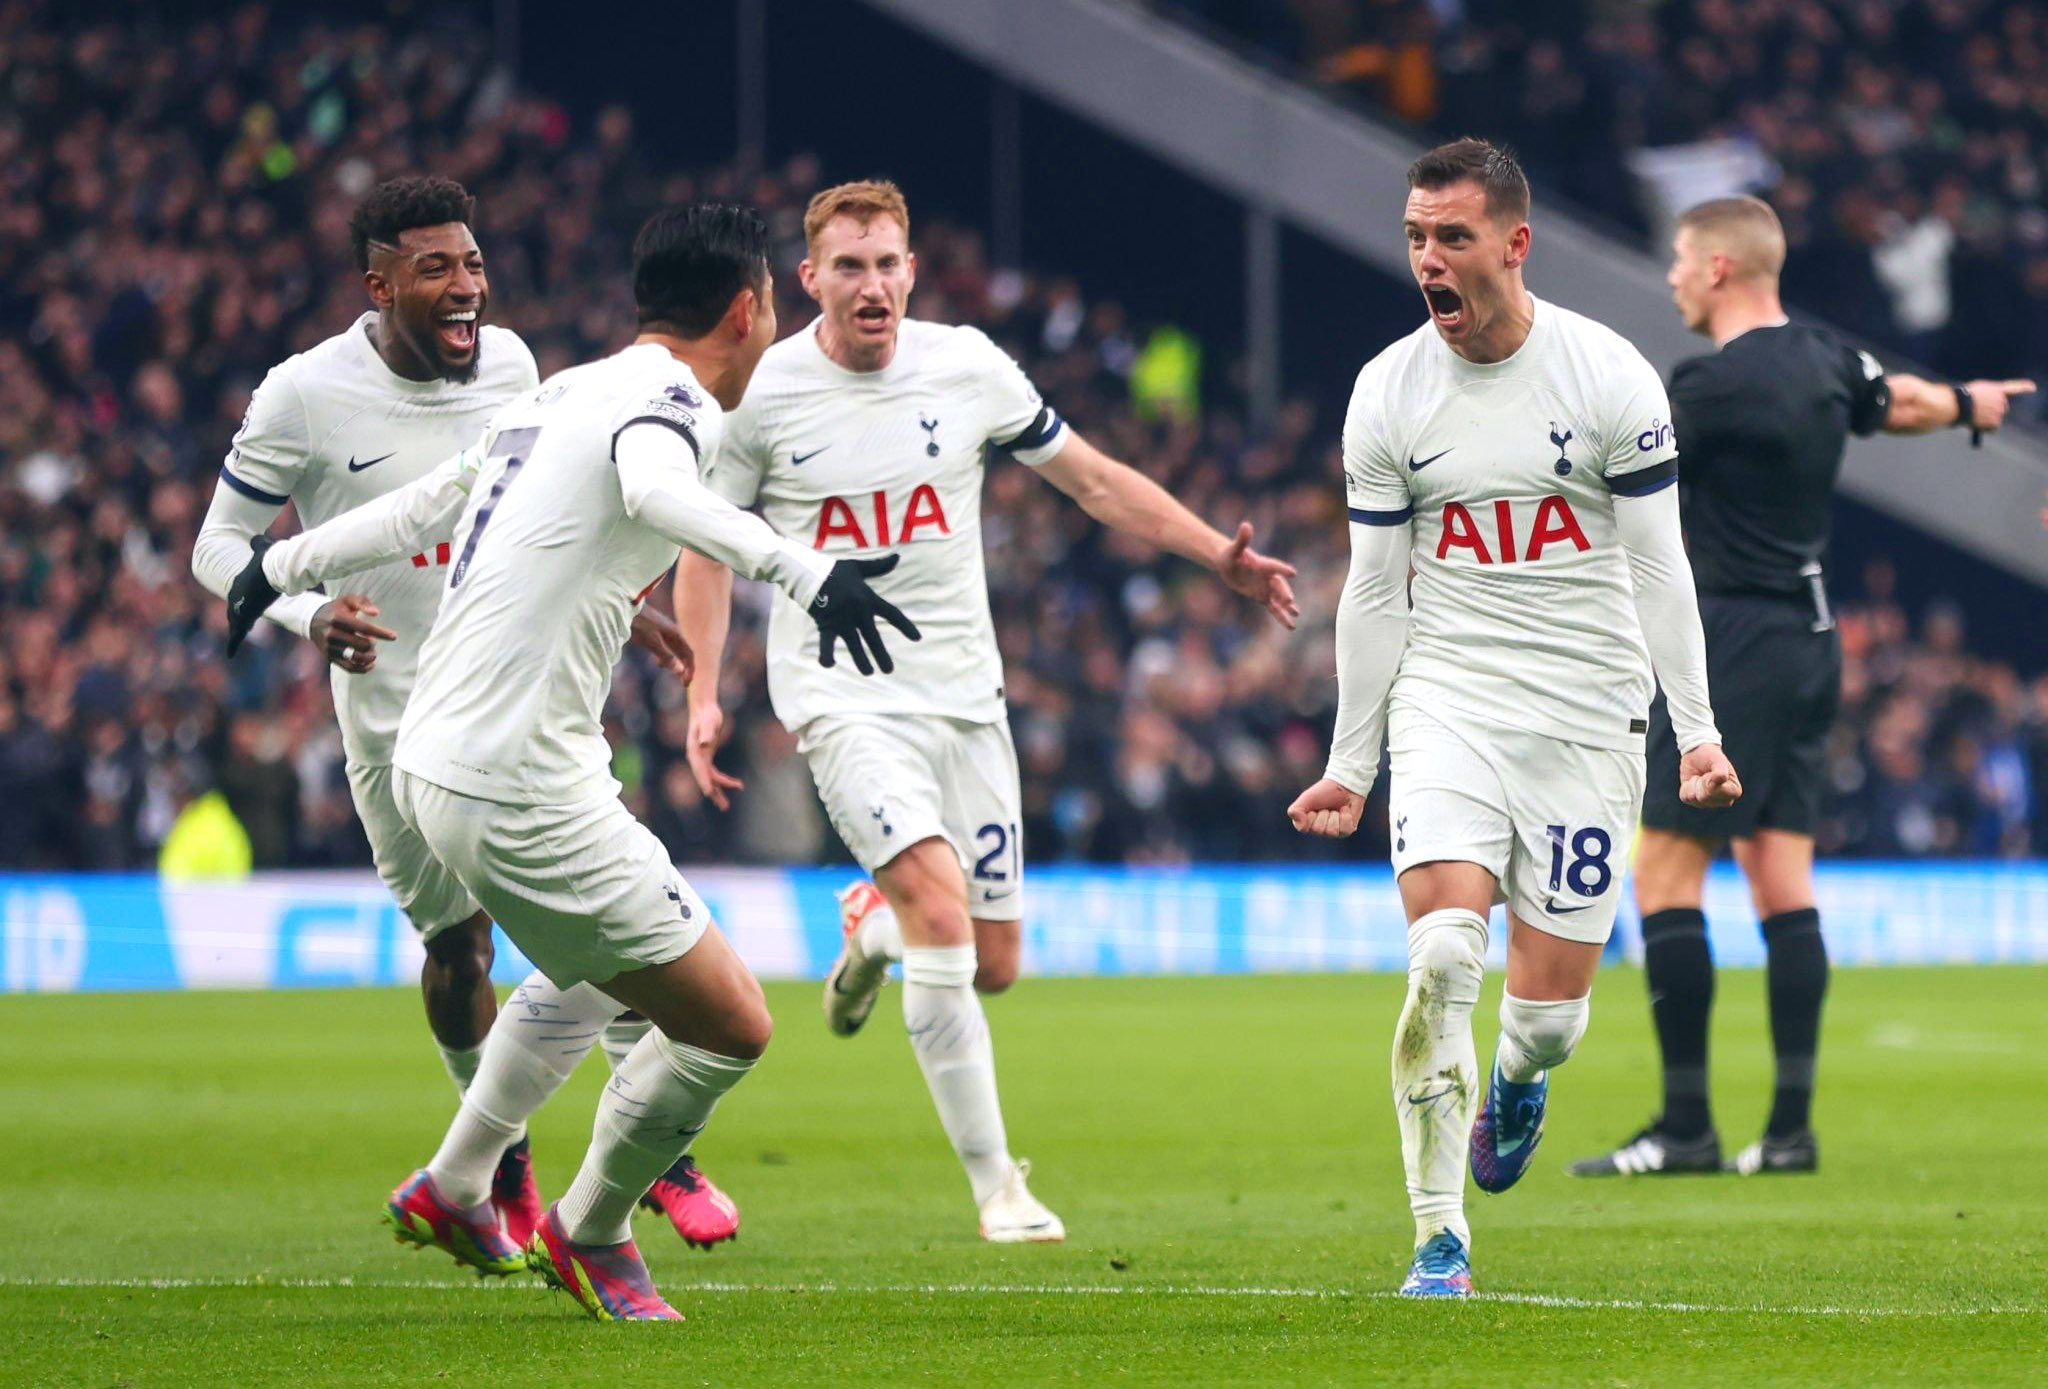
[1180,0,2048,393]
[2,1,2044,874]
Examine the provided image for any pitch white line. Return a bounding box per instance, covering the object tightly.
[0,1275,2031,1318]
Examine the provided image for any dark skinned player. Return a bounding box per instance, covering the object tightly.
[193,177,736,1247]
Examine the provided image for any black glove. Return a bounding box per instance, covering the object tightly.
[807,554,921,676]
[225,535,281,656]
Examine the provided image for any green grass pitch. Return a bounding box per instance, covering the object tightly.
[2,966,2043,1386]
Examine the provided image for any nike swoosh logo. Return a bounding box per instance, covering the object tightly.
[791,446,830,466]
[347,452,395,473]
[1408,448,1452,472]
[1545,897,1596,914]
[1408,1087,1456,1107]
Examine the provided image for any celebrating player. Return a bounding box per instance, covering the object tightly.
[189,176,563,1236]
[673,180,1299,1242]
[226,202,917,1319]
[1570,196,2036,1179]
[192,176,741,1254]
[1287,140,1740,1298]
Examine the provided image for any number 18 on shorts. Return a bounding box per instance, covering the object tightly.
[1387,703,1645,943]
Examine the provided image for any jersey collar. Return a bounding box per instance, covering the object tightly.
[1435,294,1549,377]
[804,314,911,383]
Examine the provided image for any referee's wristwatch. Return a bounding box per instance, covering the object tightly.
[1951,383,1983,447]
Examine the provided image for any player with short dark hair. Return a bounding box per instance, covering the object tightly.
[226,200,916,1320]
[670,179,1299,1244]
[193,174,555,1239]
[1290,139,1740,1298]
[1570,195,2035,1179]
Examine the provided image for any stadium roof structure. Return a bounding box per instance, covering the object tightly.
[859,0,2048,586]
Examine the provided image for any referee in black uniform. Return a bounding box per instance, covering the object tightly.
[1570,195,2034,1178]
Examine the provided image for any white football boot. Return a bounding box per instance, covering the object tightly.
[822,881,893,1037]
[977,1160,1065,1244]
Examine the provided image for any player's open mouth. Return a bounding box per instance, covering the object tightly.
[853,305,892,333]
[1424,285,1464,329]
[436,309,478,356]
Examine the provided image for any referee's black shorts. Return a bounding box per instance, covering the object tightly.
[1643,594,1842,840]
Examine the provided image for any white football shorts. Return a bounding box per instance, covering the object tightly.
[1386,701,1644,944]
[797,713,1025,922]
[392,770,709,988]
[346,761,479,941]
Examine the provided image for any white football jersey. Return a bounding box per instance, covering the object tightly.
[223,312,538,765]
[1343,296,1681,752]
[393,347,730,806]
[707,317,1066,729]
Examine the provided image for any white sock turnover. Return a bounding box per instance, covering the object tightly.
[600,1014,651,1073]
[902,943,1012,1206]
[858,897,905,962]
[437,1042,484,1095]
[1392,908,1487,1250]
[1495,991,1590,1085]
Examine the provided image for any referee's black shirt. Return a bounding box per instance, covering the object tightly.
[1668,322,1891,602]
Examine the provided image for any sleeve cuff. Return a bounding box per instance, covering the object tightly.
[1324,762,1377,798]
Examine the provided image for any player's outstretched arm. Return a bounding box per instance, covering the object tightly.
[1036,433,1300,628]
[1288,517,1411,838]
[673,549,743,810]
[1611,484,1741,809]
[1883,374,2036,437]
[616,421,918,675]
[259,445,483,597]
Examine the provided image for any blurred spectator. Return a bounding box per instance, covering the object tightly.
[1181,0,2048,393]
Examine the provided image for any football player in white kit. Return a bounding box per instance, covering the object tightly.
[193,177,742,1254]
[227,202,916,1320]
[674,181,1301,1242]
[1286,141,1742,1298]
[189,176,564,1237]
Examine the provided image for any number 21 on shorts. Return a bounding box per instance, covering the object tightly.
[1546,823,1613,900]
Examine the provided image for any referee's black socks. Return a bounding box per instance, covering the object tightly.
[1761,908,1828,1139]
[1641,907,1714,1139]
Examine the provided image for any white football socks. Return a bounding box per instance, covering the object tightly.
[1392,908,1487,1250]
[437,1042,484,1094]
[902,943,1012,1206]
[426,974,620,1210]
[556,1033,754,1245]
[858,897,905,962]
[600,1014,651,1073]
[1495,992,1589,1084]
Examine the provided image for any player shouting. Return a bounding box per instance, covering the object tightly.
[227,202,917,1319]
[192,176,740,1254]
[188,176,565,1235]
[1288,140,1740,1298]
[675,180,1299,1242]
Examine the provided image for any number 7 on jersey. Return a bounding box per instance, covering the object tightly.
[450,426,541,589]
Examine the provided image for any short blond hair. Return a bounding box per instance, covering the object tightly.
[1677,195,1786,282]
[803,180,911,251]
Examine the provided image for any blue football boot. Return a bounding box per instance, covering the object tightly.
[1469,1058,1547,1194]
[1398,1230,1473,1299]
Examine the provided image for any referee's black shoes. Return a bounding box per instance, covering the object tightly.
[1567,1124,1722,1176]
[1727,1130,1820,1175]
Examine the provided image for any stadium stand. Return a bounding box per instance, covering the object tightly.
[1171,0,2048,392]
[1,0,2043,872]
